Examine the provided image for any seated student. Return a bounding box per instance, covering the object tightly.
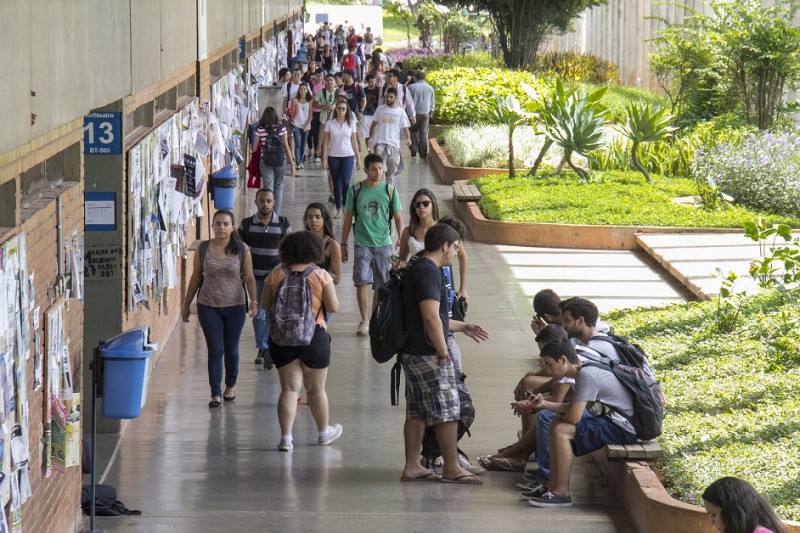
[526,339,637,508]
[558,297,618,361]
[703,477,788,533]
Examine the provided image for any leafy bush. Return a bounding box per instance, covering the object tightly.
[472,171,800,227]
[441,125,573,169]
[605,288,800,521]
[427,67,548,125]
[399,50,499,72]
[693,130,800,218]
[566,82,669,124]
[528,51,619,84]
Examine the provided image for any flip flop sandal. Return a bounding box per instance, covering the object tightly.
[484,456,524,472]
[441,474,483,485]
[400,471,442,482]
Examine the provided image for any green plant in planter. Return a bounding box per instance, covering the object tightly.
[490,94,529,178]
[618,101,677,182]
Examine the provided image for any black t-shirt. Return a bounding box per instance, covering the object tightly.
[342,83,366,114]
[401,257,449,355]
[363,86,380,115]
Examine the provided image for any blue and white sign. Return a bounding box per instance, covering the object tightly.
[85,192,116,231]
[84,112,122,155]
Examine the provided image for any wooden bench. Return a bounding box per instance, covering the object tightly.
[602,441,663,461]
[452,183,482,203]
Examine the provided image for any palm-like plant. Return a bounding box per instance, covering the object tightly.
[490,94,529,178]
[618,101,677,182]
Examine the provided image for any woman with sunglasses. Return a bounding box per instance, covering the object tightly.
[321,101,360,219]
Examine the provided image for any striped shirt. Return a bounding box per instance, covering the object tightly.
[238,213,291,279]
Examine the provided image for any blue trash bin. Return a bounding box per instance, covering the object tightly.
[210,165,239,210]
[100,326,156,419]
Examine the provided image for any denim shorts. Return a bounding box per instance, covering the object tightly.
[571,414,638,457]
[353,244,392,290]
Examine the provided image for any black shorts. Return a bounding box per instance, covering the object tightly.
[269,325,331,369]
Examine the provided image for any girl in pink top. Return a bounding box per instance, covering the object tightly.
[702,477,787,533]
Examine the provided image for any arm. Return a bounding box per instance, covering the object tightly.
[181,251,203,322]
[456,245,469,302]
[340,209,354,263]
[351,131,361,169]
[282,134,296,174]
[405,91,416,123]
[560,400,587,425]
[326,239,342,285]
[448,320,489,343]
[402,126,411,147]
[242,250,258,317]
[397,227,410,262]
[262,274,275,310]
[392,210,404,247]
[321,280,340,313]
[419,299,449,365]
[321,129,330,168]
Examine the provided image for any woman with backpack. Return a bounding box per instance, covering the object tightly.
[262,231,342,451]
[181,210,258,408]
[252,106,295,217]
[321,100,360,219]
[289,84,313,169]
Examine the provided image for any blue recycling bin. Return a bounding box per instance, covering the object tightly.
[210,165,238,210]
[100,326,156,419]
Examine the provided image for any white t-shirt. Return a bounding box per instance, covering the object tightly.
[324,119,357,157]
[369,105,410,148]
[291,101,310,129]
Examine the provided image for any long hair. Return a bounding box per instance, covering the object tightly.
[332,99,354,126]
[212,210,242,257]
[258,106,280,129]
[304,203,334,240]
[408,188,439,235]
[294,83,311,103]
[702,477,787,533]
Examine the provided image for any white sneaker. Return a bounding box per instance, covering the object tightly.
[277,437,293,452]
[356,321,369,336]
[319,424,343,446]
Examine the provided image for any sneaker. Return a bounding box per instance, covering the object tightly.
[319,423,343,445]
[528,491,572,508]
[255,348,265,365]
[356,321,369,336]
[298,163,304,169]
[518,484,548,501]
[420,153,427,159]
[314,156,321,163]
[262,351,274,370]
[328,194,335,204]
[277,438,293,452]
[410,150,417,157]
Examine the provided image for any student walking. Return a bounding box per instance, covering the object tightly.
[252,107,295,217]
[321,102,360,218]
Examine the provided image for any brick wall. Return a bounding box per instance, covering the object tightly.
[16,182,84,533]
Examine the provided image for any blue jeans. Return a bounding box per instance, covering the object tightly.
[197,303,247,397]
[328,156,355,209]
[260,160,287,216]
[254,278,271,351]
[292,125,309,164]
[536,409,590,481]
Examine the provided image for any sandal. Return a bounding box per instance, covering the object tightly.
[481,456,524,472]
[208,396,222,408]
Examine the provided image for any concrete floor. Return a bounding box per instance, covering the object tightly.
[86,149,685,532]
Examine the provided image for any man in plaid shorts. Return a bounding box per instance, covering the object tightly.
[398,223,489,484]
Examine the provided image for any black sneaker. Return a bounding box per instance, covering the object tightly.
[255,349,265,365]
[262,351,274,370]
[410,150,417,157]
[518,484,548,501]
[528,491,572,508]
[420,153,427,159]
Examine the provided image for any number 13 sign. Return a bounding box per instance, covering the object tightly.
[84,112,122,155]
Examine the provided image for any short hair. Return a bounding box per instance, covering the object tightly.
[348,44,356,51]
[256,188,275,200]
[385,87,398,97]
[560,297,599,327]
[533,289,561,316]
[342,69,355,78]
[424,223,459,253]
[386,69,399,78]
[535,324,568,345]
[438,216,466,241]
[279,231,324,266]
[539,339,579,364]
[325,74,335,81]
[416,70,427,81]
[278,67,289,78]
[702,477,788,533]
[365,73,376,82]
[364,153,383,169]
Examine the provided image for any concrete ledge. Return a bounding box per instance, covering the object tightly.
[592,450,800,533]
[452,180,741,250]
[429,139,507,185]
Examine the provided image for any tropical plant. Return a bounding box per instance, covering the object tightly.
[618,101,677,182]
[490,94,529,178]
[744,217,800,290]
[529,51,619,84]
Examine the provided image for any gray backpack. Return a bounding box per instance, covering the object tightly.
[269,266,320,346]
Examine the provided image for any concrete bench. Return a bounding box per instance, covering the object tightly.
[602,441,663,461]
[452,183,482,203]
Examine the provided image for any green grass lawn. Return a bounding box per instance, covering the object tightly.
[605,289,800,521]
[473,171,800,228]
[381,13,420,49]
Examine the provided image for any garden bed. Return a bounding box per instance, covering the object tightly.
[429,138,507,185]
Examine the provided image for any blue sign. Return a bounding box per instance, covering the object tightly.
[84,112,122,155]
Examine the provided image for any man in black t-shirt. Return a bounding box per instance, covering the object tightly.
[398,223,489,484]
[361,74,381,149]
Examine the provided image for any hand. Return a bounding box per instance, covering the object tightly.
[410,115,417,125]
[340,243,349,263]
[181,306,190,323]
[322,159,329,169]
[513,380,533,401]
[437,353,451,367]
[463,323,489,343]
[248,301,257,318]
[405,138,412,147]
[531,315,547,335]
[459,289,469,303]
[530,393,544,409]
[355,160,361,170]
[510,400,532,417]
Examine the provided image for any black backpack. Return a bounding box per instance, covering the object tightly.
[581,358,664,441]
[262,125,285,167]
[369,257,417,364]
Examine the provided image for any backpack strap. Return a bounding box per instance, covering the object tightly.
[198,240,209,276]
[278,216,291,236]
[352,182,362,223]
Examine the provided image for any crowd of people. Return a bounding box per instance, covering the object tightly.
[177,30,788,528]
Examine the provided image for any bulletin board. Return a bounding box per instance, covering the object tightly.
[127,100,204,311]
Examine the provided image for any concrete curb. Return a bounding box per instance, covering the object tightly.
[428,138,507,184]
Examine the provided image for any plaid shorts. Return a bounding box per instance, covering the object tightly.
[400,353,460,427]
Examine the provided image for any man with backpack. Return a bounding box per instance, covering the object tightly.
[340,153,404,336]
[238,188,292,369]
[525,339,638,508]
[378,70,416,125]
[341,45,361,82]
[398,223,489,484]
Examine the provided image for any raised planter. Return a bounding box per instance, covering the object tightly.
[592,450,800,533]
[428,138,508,185]
[452,180,741,251]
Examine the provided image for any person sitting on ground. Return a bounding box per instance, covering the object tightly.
[526,339,638,508]
[702,477,787,533]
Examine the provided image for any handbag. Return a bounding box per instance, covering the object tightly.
[451,294,467,322]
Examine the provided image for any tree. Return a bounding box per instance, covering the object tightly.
[490,94,529,178]
[385,1,415,47]
[618,102,677,183]
[449,0,607,69]
[415,1,444,49]
[443,12,481,54]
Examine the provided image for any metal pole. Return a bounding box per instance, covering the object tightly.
[89,346,99,531]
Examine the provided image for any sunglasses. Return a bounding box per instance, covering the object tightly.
[414,200,432,209]
[336,107,348,111]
